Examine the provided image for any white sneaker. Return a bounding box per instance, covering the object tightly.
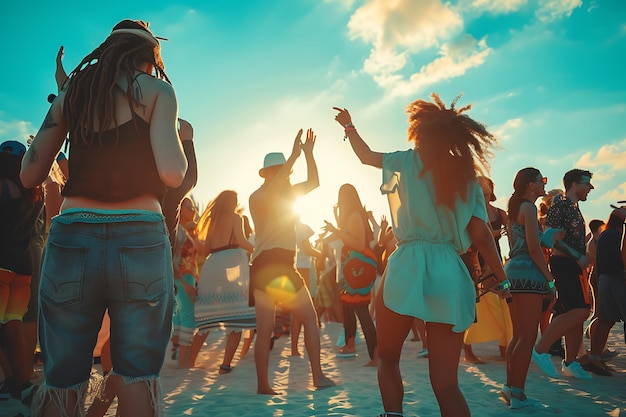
[532,348,560,377]
[561,360,593,379]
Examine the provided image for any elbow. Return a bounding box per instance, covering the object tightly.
[160,166,187,188]
[20,169,43,189]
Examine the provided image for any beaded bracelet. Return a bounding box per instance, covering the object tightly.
[343,124,356,141]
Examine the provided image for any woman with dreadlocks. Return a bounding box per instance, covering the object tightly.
[333,94,511,417]
[21,19,187,416]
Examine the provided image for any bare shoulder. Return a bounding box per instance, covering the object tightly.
[136,74,175,98]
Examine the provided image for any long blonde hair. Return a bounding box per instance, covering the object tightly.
[195,190,242,241]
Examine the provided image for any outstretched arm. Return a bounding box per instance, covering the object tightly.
[55,46,68,92]
[333,107,383,168]
[292,128,319,196]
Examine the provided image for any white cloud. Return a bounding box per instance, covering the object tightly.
[575,139,626,171]
[597,182,626,203]
[536,0,582,23]
[492,117,523,141]
[471,0,527,14]
[346,0,492,98]
[0,118,37,142]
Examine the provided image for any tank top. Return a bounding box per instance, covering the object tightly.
[62,116,165,202]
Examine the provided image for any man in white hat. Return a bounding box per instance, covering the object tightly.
[249,128,334,394]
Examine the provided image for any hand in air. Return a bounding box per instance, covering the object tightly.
[290,129,303,159]
[332,107,352,127]
[302,128,316,155]
[322,220,338,236]
[178,118,194,141]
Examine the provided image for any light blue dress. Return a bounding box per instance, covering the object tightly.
[381,150,487,332]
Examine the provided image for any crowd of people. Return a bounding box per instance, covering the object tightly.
[0,18,625,417]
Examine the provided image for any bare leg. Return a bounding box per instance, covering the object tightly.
[535,308,590,357]
[253,289,279,395]
[189,331,209,368]
[220,331,242,371]
[426,322,470,417]
[375,289,413,414]
[178,345,191,369]
[240,330,254,359]
[462,343,485,364]
[86,374,122,417]
[116,379,159,417]
[290,315,303,356]
[23,321,38,377]
[285,287,334,388]
[506,294,543,390]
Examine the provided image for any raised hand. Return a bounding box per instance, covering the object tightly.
[302,128,316,154]
[177,118,194,141]
[332,107,352,127]
[290,129,303,159]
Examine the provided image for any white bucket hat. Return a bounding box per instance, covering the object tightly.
[259,152,286,177]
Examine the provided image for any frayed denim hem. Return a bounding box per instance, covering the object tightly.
[108,371,165,417]
[31,378,92,417]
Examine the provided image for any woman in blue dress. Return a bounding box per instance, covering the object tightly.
[333,94,510,417]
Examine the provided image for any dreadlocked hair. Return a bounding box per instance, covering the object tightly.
[64,20,170,146]
[407,92,497,209]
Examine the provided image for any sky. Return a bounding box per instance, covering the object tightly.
[1,0,625,246]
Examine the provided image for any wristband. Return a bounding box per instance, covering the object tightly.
[343,122,354,128]
[496,279,511,291]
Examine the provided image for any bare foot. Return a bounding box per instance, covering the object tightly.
[257,387,281,395]
[291,351,303,357]
[364,359,378,367]
[463,356,486,364]
[339,346,356,355]
[313,374,335,389]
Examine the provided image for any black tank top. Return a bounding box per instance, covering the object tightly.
[62,116,166,202]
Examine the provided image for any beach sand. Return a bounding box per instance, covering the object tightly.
[3,321,625,417]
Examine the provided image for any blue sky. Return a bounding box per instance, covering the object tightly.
[1,0,625,241]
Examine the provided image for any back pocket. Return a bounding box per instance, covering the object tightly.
[40,241,87,307]
[120,242,168,303]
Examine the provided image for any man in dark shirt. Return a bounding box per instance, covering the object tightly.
[533,169,594,379]
[586,207,626,375]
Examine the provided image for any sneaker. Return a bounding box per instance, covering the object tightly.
[532,348,560,377]
[581,361,612,376]
[548,344,565,358]
[561,360,592,379]
[416,349,428,358]
[500,385,511,406]
[600,349,619,362]
[510,395,548,410]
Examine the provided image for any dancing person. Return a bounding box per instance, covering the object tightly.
[333,93,511,417]
[532,169,594,380]
[323,183,378,366]
[249,129,334,394]
[463,176,512,363]
[0,140,44,400]
[501,168,561,408]
[20,19,187,416]
[585,206,626,376]
[194,190,256,373]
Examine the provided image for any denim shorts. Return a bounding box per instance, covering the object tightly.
[39,214,174,388]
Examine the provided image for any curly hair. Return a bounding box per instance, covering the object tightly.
[407,93,497,209]
[64,20,170,145]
